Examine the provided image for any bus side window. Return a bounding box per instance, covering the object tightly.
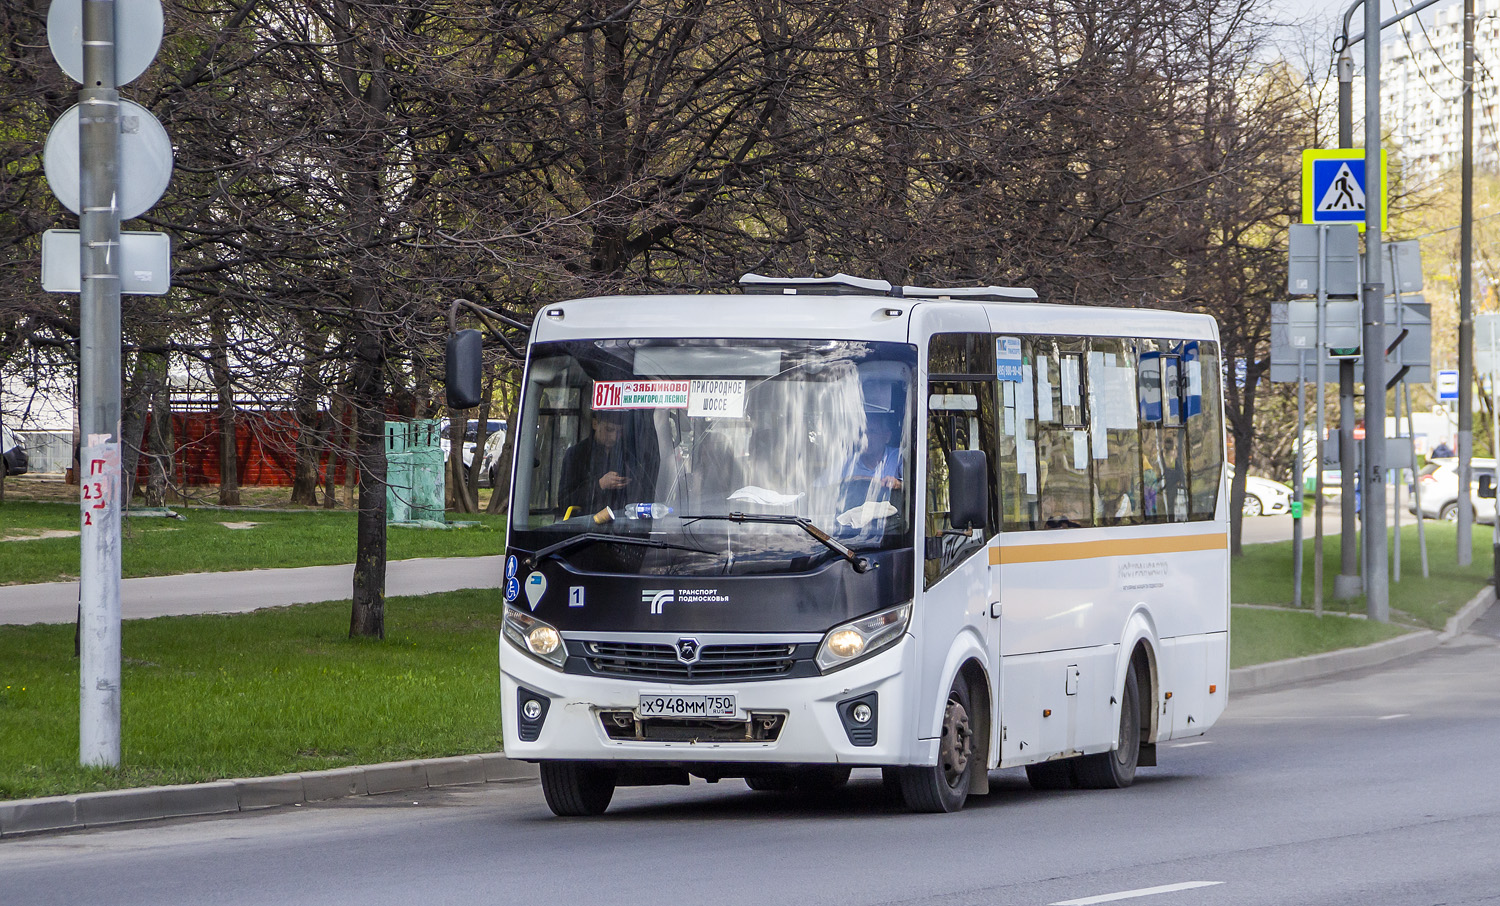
[1184,341,1224,520]
[1137,340,1190,522]
[996,335,1039,531]
[923,381,998,586]
[1087,338,1143,526]
[1035,338,1093,529]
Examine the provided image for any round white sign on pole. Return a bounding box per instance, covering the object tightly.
[43,100,174,220]
[47,0,164,88]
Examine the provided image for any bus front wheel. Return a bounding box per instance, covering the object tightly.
[1074,663,1141,789]
[540,761,616,816]
[899,678,975,813]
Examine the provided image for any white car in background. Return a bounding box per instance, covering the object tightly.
[1229,466,1295,517]
[439,418,505,468]
[1409,457,1497,523]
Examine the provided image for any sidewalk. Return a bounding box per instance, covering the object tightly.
[0,555,503,625]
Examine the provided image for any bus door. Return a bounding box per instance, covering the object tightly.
[923,370,1000,754]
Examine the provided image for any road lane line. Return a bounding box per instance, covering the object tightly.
[1049,881,1224,905]
[1377,713,1410,720]
[1170,741,1212,748]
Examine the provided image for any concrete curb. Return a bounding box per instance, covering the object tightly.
[1229,584,1496,693]
[0,753,537,839]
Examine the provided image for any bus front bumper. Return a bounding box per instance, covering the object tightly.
[499,635,918,766]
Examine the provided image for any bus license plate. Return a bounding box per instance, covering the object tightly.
[638,694,737,719]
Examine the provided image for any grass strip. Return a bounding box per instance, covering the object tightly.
[1229,607,1411,669]
[0,502,506,586]
[0,589,500,801]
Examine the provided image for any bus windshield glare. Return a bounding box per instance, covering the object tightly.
[509,338,918,576]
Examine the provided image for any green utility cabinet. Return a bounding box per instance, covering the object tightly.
[385,420,445,524]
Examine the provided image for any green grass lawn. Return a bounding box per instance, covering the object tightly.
[1229,607,1411,669]
[0,502,506,585]
[1233,520,1493,629]
[0,590,501,801]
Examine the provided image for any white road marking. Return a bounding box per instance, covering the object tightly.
[1170,741,1212,748]
[1049,881,1224,906]
[1377,713,1410,720]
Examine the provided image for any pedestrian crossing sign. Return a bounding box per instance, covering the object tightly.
[1301,148,1387,231]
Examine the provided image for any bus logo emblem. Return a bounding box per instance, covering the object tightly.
[643,589,674,615]
[675,638,701,664]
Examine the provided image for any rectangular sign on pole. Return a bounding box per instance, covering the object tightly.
[1288,223,1360,297]
[1301,149,1389,232]
[41,229,170,295]
[1437,369,1459,401]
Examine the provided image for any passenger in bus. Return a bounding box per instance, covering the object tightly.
[559,410,658,515]
[1039,438,1090,529]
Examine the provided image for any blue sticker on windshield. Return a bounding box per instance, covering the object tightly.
[505,555,518,579]
[505,576,520,602]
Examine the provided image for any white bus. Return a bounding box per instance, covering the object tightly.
[491,274,1229,815]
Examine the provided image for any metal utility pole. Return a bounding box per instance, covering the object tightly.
[78,0,124,767]
[1459,0,1476,567]
[1361,0,1389,622]
[1335,42,1363,600]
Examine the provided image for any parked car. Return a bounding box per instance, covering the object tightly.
[1228,466,1295,517]
[478,429,509,488]
[2,425,27,476]
[439,418,505,468]
[1409,457,1497,523]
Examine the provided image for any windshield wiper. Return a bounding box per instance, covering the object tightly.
[681,512,873,574]
[525,533,715,569]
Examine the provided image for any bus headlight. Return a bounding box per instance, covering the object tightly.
[502,606,567,669]
[817,603,911,673]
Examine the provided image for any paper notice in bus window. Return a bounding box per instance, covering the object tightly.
[1072,431,1087,469]
[593,380,690,410]
[1002,382,1016,435]
[687,379,746,418]
[1036,357,1054,422]
[1108,365,1139,430]
[1019,367,1035,421]
[1061,357,1081,408]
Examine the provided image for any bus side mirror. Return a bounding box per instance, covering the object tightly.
[947,450,989,531]
[1480,473,1496,500]
[446,329,483,409]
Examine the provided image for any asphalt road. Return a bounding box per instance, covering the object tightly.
[4,607,1500,906]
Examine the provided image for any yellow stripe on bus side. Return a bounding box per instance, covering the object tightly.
[989,532,1228,565]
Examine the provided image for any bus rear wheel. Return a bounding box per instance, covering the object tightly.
[1074,663,1141,790]
[899,678,975,813]
[540,761,616,816]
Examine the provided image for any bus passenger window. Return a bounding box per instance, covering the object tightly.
[1087,339,1143,526]
[1137,341,1188,522]
[997,336,1040,531]
[1034,338,1093,529]
[1184,341,1223,520]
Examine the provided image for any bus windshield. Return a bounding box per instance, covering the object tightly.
[510,338,917,576]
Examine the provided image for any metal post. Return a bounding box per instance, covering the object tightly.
[1335,43,1362,601]
[1491,319,1499,585]
[1393,377,1402,582]
[1294,350,1306,607]
[1458,0,1476,567]
[1315,233,1328,617]
[1406,382,1429,577]
[1362,0,1389,623]
[78,0,123,768]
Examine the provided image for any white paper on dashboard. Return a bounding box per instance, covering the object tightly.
[728,486,803,507]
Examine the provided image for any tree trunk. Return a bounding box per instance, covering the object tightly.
[446,404,475,513]
[211,310,241,506]
[349,306,388,639]
[323,400,344,508]
[120,355,152,506]
[464,374,495,506]
[144,355,174,508]
[486,393,519,515]
[290,327,329,505]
